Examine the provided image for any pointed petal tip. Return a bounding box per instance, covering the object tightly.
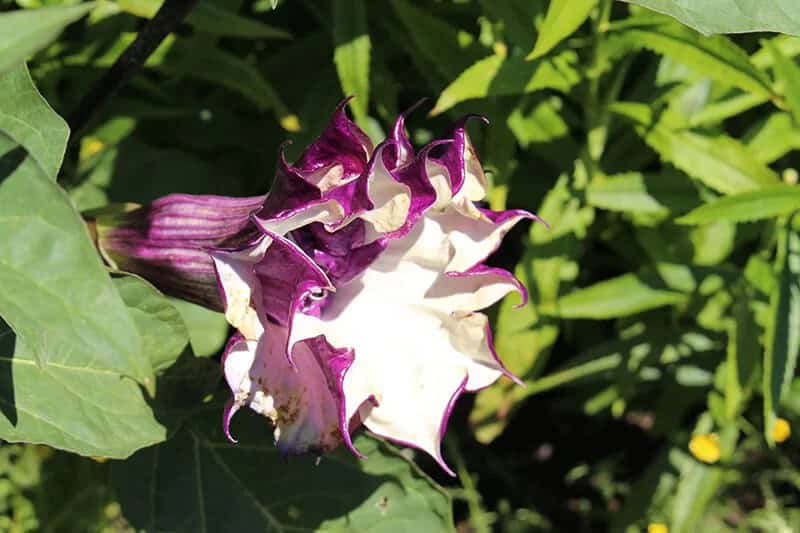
[434,374,468,477]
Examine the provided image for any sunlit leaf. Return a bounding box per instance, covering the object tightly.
[677,185,800,225]
[526,0,596,60]
[431,51,580,115]
[608,14,774,98]
[766,39,800,123]
[546,264,735,319]
[612,102,779,194]
[0,66,152,386]
[333,0,371,123]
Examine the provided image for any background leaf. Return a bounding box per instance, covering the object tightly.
[677,185,800,225]
[609,14,774,98]
[763,228,800,444]
[333,0,371,125]
[527,0,596,60]
[112,410,454,532]
[0,3,95,75]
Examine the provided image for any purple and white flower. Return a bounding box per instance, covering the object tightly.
[97,100,542,474]
[212,102,541,474]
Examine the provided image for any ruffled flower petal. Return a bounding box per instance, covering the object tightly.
[222,323,362,455]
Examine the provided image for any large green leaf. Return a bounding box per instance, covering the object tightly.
[545,264,734,319]
[431,51,580,115]
[0,66,67,179]
[0,66,152,386]
[763,227,800,444]
[612,102,779,194]
[0,319,164,458]
[113,411,454,532]
[0,280,187,458]
[0,3,95,75]
[625,0,800,37]
[116,0,291,39]
[526,0,596,60]
[608,14,774,98]
[333,0,371,124]
[677,185,800,225]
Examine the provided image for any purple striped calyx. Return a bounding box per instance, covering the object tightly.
[95,194,265,311]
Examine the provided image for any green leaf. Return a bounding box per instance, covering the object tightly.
[586,171,701,217]
[479,0,544,52]
[744,112,800,164]
[0,66,67,179]
[608,14,774,98]
[625,0,800,37]
[612,102,779,194]
[333,0,371,124]
[766,39,800,123]
[763,227,800,444]
[431,51,580,115]
[389,0,484,82]
[170,298,229,358]
[470,179,589,443]
[678,185,800,225]
[526,0,596,60]
[0,66,153,386]
[113,411,454,532]
[507,96,570,146]
[115,276,188,373]
[116,0,291,39]
[546,264,734,319]
[0,3,95,75]
[0,319,165,458]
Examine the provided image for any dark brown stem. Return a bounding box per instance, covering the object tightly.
[67,0,199,137]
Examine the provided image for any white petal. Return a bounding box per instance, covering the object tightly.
[210,238,272,340]
[361,145,412,235]
[257,199,346,236]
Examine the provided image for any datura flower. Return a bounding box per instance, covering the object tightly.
[99,100,542,474]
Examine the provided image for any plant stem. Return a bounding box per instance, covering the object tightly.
[67,0,200,138]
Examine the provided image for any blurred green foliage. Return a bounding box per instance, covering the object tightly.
[1,0,800,531]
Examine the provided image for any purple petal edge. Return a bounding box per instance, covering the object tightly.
[302,335,365,459]
[222,332,246,443]
[445,264,529,308]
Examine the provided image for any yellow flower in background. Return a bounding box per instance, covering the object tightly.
[689,433,721,464]
[647,523,668,533]
[773,418,791,443]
